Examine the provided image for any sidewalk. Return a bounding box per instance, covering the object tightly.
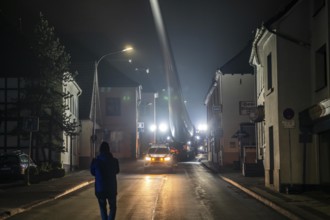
[1,158,329,220]
[0,158,138,220]
[0,170,95,220]
[199,159,330,220]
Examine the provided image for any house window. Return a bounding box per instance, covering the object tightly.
[7,78,18,89]
[315,44,327,92]
[0,77,22,150]
[106,97,121,116]
[0,78,4,88]
[267,53,273,90]
[269,126,274,185]
[7,90,18,103]
[0,91,4,102]
[313,0,325,16]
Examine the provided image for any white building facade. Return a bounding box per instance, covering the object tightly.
[62,73,82,171]
[205,69,255,168]
[250,0,330,192]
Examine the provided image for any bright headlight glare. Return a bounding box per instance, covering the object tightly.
[145,156,151,161]
[164,157,171,161]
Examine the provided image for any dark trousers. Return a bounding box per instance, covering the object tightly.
[96,192,117,220]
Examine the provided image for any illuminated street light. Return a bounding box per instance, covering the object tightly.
[149,124,157,132]
[91,47,133,158]
[96,47,133,66]
[197,123,208,131]
[158,123,168,132]
[148,122,168,143]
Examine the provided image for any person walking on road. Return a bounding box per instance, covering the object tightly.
[91,141,120,220]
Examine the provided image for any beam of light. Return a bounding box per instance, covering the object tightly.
[149,0,194,143]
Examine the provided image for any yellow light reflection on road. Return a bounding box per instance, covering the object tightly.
[145,176,152,183]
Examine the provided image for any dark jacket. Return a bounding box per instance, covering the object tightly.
[90,153,120,195]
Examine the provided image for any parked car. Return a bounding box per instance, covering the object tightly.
[0,151,37,181]
[144,144,175,172]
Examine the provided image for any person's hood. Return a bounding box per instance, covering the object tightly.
[97,153,113,161]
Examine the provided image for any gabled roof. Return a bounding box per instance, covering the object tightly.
[219,41,254,74]
[263,0,299,28]
[250,0,308,66]
[205,42,254,105]
[98,63,140,88]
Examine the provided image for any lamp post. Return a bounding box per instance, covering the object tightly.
[91,47,133,158]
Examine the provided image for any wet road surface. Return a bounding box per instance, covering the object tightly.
[8,160,287,220]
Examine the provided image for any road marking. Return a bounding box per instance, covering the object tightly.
[151,176,167,220]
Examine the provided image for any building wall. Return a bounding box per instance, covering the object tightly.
[62,77,81,171]
[220,74,255,165]
[0,75,83,171]
[99,86,139,159]
[252,40,266,163]
[257,33,280,189]
[78,120,94,169]
[252,0,318,192]
[277,29,311,189]
[138,92,157,156]
[206,73,255,167]
[0,77,29,151]
[205,82,220,164]
[311,1,329,103]
[308,1,330,189]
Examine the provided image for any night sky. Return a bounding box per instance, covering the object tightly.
[1,0,290,126]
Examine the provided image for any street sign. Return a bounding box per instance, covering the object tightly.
[283,108,295,120]
[138,122,144,128]
[22,117,39,132]
[213,105,222,111]
[282,120,295,129]
[239,101,255,115]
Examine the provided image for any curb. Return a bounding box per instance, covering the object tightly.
[0,179,94,220]
[200,161,327,220]
[199,161,302,219]
[219,175,301,220]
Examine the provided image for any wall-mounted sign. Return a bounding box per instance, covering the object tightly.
[138,122,144,128]
[239,101,255,115]
[283,108,295,120]
[282,120,295,129]
[213,105,222,112]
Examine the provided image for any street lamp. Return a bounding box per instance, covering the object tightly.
[91,47,133,158]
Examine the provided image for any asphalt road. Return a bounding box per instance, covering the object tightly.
[7,160,288,220]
